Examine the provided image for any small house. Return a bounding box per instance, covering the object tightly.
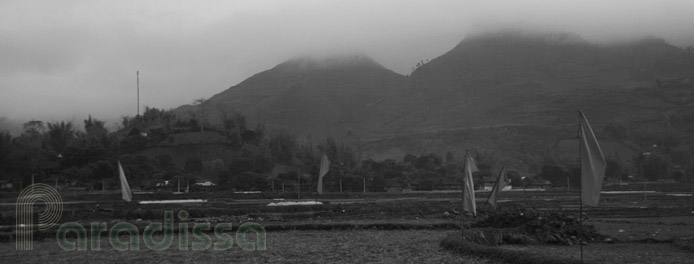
[527,179,551,190]
[194,180,215,187]
[477,176,499,190]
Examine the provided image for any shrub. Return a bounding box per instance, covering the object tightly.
[473,208,605,245]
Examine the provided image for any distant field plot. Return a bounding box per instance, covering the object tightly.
[593,216,694,242]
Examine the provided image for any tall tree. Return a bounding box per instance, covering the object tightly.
[84,115,107,139]
[0,132,13,174]
[22,120,45,137]
[46,121,77,154]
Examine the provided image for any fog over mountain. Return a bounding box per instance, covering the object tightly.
[171,29,694,168]
[2,0,694,133]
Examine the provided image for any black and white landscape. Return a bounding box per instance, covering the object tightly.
[1,1,694,263]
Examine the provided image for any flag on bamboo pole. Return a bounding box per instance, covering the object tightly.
[317,154,330,194]
[462,152,478,215]
[578,111,606,207]
[118,161,132,202]
[487,166,508,209]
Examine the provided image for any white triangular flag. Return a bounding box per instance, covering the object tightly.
[118,161,132,202]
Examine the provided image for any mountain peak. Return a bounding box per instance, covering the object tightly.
[275,52,384,72]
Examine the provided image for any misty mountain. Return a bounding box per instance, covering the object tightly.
[388,32,694,131]
[177,53,407,140]
[365,32,694,167]
[177,31,694,170]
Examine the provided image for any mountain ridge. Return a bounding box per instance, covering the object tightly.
[175,31,694,170]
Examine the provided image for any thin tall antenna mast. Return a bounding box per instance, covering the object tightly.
[578,111,584,264]
[137,71,140,118]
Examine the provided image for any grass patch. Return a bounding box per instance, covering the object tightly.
[1,230,501,264]
[673,237,694,252]
[593,217,694,242]
[440,233,581,264]
[500,243,694,264]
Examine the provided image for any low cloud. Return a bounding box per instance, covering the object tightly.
[1,0,693,124]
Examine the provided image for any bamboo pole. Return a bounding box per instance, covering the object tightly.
[460,149,469,249]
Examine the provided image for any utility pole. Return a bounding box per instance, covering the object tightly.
[363,177,366,193]
[137,71,140,118]
[644,180,647,202]
[297,167,301,200]
[567,174,570,191]
[200,102,204,133]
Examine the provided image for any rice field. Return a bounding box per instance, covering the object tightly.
[1,189,693,263]
[1,230,501,264]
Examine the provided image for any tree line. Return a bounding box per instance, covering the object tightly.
[1,105,692,192]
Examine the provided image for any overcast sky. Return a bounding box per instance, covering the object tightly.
[1,0,694,132]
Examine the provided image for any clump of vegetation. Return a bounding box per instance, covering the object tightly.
[473,208,605,245]
[474,208,541,229]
